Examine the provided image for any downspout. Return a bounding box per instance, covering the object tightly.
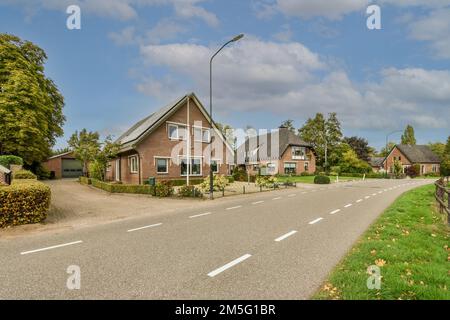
[187,96,190,186]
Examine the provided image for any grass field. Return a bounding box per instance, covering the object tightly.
[314,184,449,300]
[276,175,358,184]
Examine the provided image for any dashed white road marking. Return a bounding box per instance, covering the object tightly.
[288,194,296,197]
[252,201,264,205]
[356,199,363,203]
[272,197,282,200]
[20,241,83,255]
[330,209,341,215]
[274,230,298,242]
[226,205,242,210]
[372,193,377,196]
[189,212,213,219]
[127,223,162,233]
[302,192,308,194]
[365,196,371,199]
[378,191,383,194]
[207,254,252,277]
[344,203,353,208]
[309,217,324,225]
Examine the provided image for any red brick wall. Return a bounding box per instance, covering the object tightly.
[385,147,411,173]
[109,99,233,184]
[278,146,316,175]
[42,157,63,179]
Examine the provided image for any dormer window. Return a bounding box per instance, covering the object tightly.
[292,146,306,160]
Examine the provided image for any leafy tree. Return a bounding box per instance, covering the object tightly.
[95,135,120,180]
[339,149,372,174]
[428,142,445,159]
[50,147,71,156]
[343,136,371,161]
[439,136,450,177]
[445,136,450,156]
[393,159,403,178]
[68,129,100,176]
[401,125,416,145]
[298,112,343,169]
[216,122,236,149]
[0,34,65,165]
[280,119,295,133]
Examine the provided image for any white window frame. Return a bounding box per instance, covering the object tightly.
[292,146,306,160]
[304,161,309,172]
[284,162,297,174]
[180,157,202,176]
[211,159,220,174]
[167,123,187,141]
[193,126,210,143]
[155,158,169,174]
[129,155,139,174]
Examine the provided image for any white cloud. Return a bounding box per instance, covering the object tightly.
[109,26,137,46]
[137,38,450,130]
[408,9,450,59]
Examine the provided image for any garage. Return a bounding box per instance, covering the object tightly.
[62,159,83,178]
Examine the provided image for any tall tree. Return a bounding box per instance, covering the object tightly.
[0,34,65,165]
[428,142,446,160]
[68,129,100,176]
[95,135,120,181]
[280,119,295,133]
[298,112,343,169]
[401,125,416,145]
[343,136,371,161]
[379,142,396,157]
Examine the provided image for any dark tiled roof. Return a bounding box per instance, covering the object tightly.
[236,127,312,162]
[369,157,384,167]
[396,144,440,163]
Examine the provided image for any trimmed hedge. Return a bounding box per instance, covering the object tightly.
[0,180,51,228]
[13,169,37,180]
[314,175,331,184]
[0,155,23,169]
[177,185,203,198]
[90,179,155,195]
[79,176,91,185]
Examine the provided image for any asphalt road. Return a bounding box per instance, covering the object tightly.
[0,179,432,299]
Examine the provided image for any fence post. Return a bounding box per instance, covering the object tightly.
[222,187,225,197]
[243,186,245,194]
[260,185,262,192]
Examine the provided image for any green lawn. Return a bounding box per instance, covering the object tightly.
[276,175,359,184]
[314,184,449,300]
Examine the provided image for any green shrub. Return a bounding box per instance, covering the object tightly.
[0,155,23,169]
[255,175,278,188]
[314,175,331,184]
[162,179,203,186]
[300,172,312,176]
[155,180,174,197]
[199,174,229,192]
[178,185,203,198]
[232,167,247,182]
[424,172,440,178]
[13,169,37,180]
[227,176,235,183]
[0,180,51,228]
[79,176,91,185]
[88,161,104,181]
[35,165,51,180]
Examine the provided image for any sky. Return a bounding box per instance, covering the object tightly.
[0,0,449,151]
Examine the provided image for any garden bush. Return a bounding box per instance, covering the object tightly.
[79,176,91,185]
[155,180,174,197]
[0,180,51,228]
[232,167,247,182]
[90,179,155,195]
[199,174,229,192]
[255,175,278,188]
[0,155,23,169]
[13,169,37,180]
[160,179,203,186]
[35,165,51,180]
[300,172,313,176]
[88,161,104,181]
[178,185,203,198]
[405,164,420,178]
[314,175,331,184]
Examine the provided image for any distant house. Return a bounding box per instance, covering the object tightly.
[383,144,441,175]
[42,151,83,179]
[105,92,234,184]
[236,126,316,176]
[368,157,385,172]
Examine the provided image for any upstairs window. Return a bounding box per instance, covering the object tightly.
[168,123,187,140]
[194,127,210,143]
[292,147,306,160]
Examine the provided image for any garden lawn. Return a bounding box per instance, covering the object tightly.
[314,184,449,300]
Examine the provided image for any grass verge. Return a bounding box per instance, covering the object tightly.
[276,175,358,184]
[314,184,449,300]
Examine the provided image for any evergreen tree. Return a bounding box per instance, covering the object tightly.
[401,125,416,145]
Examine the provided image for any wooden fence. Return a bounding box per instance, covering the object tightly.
[435,177,449,225]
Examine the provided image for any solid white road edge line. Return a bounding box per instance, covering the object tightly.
[189,212,212,219]
[309,217,323,225]
[127,223,162,233]
[207,254,252,277]
[275,230,298,242]
[20,241,83,255]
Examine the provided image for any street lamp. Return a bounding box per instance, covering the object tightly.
[384,130,402,176]
[209,34,244,200]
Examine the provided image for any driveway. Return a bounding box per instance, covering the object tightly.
[0,178,434,299]
[0,179,209,239]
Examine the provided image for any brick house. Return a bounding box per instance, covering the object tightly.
[42,151,83,179]
[383,144,440,175]
[368,157,384,172]
[236,126,316,176]
[105,93,234,184]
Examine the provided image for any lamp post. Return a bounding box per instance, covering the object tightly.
[384,130,402,176]
[209,34,244,200]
